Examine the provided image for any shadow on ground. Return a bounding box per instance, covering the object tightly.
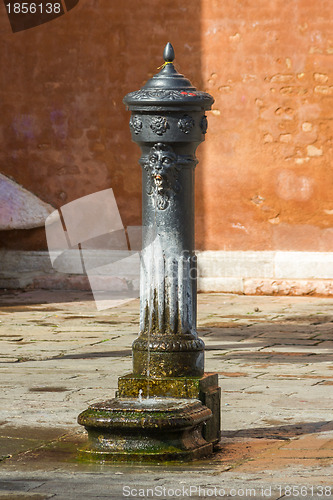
[222,420,333,439]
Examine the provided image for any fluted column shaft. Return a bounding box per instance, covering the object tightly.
[123,44,214,378]
[132,139,205,378]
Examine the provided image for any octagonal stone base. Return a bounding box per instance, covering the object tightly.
[118,373,221,447]
[78,397,213,462]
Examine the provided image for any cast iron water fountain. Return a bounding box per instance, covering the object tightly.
[78,43,221,461]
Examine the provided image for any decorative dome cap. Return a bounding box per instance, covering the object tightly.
[143,42,195,90]
[123,43,214,111]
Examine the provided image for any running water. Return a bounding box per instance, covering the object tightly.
[138,389,143,403]
[146,209,158,400]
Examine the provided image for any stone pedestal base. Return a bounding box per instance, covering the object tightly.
[118,372,221,447]
[78,398,213,462]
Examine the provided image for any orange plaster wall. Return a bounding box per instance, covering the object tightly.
[199,0,333,250]
[0,0,332,252]
[0,0,203,249]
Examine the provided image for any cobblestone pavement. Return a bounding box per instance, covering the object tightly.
[0,290,332,499]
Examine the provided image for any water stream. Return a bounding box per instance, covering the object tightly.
[145,204,159,400]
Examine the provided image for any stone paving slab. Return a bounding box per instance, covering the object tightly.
[0,290,332,499]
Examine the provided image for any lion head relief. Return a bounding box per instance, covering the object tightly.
[144,143,180,210]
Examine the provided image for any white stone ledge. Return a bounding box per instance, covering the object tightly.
[196,251,333,280]
[1,250,333,295]
[275,251,333,279]
[0,250,53,274]
[198,277,244,293]
[196,250,275,278]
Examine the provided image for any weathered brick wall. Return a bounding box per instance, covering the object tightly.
[0,0,332,253]
[200,0,333,250]
[0,0,202,249]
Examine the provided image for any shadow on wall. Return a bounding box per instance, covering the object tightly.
[0,0,204,251]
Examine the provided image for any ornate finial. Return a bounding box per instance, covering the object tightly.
[163,42,175,63]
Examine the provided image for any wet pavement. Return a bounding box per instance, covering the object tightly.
[0,290,332,499]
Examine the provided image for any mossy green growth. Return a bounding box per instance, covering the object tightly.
[118,373,217,399]
[118,375,201,399]
[77,397,213,462]
[117,373,221,446]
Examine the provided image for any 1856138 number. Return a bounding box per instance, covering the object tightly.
[6,3,62,14]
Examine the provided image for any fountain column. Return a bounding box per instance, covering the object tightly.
[123,43,211,379]
[78,44,221,461]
